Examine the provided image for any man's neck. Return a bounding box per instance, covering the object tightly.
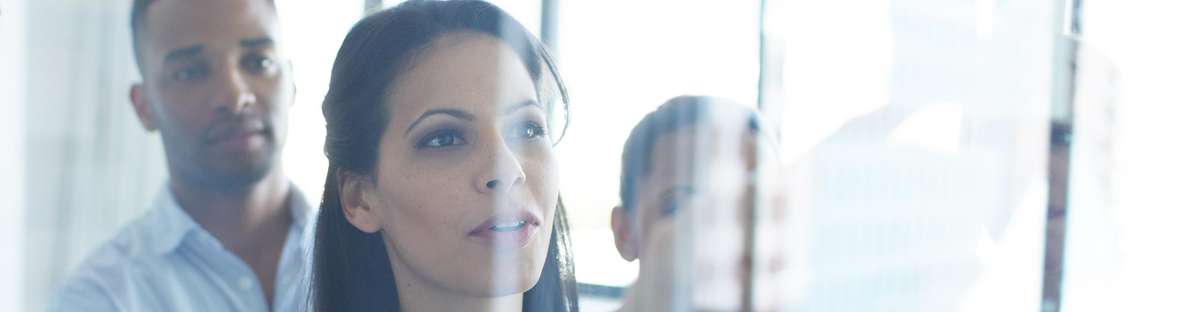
[169,167,293,308]
[169,168,292,247]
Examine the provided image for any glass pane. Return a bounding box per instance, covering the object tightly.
[1061,1,1200,311]
[279,1,365,210]
[769,0,1060,310]
[554,0,761,292]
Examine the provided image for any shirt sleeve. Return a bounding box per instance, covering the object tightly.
[47,274,120,312]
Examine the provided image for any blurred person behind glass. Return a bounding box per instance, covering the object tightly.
[50,0,310,311]
[612,96,795,311]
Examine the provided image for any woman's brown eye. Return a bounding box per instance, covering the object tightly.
[516,121,547,139]
[419,130,466,148]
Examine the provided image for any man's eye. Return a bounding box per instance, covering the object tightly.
[172,65,208,82]
[244,55,276,73]
[418,130,466,148]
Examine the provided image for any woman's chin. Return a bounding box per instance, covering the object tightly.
[462,234,552,294]
[458,270,543,297]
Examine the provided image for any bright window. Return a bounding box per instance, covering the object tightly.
[554,0,762,288]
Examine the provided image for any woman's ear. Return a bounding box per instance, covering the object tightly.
[339,170,383,233]
[611,205,639,261]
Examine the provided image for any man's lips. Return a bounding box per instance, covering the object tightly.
[206,119,267,144]
[467,210,542,248]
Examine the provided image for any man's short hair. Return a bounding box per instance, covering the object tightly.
[129,0,154,71]
[129,0,277,72]
[618,95,763,217]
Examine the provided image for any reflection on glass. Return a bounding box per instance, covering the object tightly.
[612,96,793,311]
[770,0,1065,311]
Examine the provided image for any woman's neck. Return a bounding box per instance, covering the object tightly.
[386,240,525,312]
[396,283,523,312]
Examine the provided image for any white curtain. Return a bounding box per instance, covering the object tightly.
[15,1,369,310]
[2,0,30,310]
[21,0,166,310]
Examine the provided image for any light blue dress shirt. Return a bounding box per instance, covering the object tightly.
[49,185,314,312]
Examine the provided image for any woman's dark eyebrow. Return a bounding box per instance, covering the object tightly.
[404,100,536,136]
[405,108,475,135]
[504,99,541,115]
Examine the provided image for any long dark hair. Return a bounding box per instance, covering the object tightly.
[311,1,576,311]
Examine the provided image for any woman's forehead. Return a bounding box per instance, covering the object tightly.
[386,33,538,118]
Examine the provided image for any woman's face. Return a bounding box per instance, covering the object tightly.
[360,32,558,297]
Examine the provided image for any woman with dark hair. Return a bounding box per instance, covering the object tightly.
[311,0,576,311]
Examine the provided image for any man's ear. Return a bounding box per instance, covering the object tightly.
[340,170,383,233]
[130,83,157,131]
[611,205,639,261]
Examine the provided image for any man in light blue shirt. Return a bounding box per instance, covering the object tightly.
[51,186,311,311]
[51,0,310,310]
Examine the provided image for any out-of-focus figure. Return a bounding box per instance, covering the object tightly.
[51,0,311,311]
[612,96,795,311]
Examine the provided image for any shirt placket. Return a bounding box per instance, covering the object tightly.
[195,232,271,312]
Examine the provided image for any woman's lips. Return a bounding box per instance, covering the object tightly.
[467,210,542,249]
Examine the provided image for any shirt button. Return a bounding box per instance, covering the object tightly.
[238,276,254,291]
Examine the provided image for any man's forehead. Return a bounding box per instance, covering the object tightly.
[143,0,279,56]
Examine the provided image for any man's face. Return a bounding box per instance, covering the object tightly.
[133,0,292,190]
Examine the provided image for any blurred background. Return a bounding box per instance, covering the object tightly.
[2,0,1199,311]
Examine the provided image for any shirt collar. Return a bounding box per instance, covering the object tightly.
[143,183,312,255]
[285,185,314,233]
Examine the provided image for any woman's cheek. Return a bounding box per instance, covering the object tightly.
[523,146,557,190]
